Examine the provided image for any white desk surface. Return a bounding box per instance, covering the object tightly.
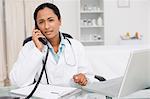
[0,86,106,99]
[123,89,150,98]
[111,89,150,99]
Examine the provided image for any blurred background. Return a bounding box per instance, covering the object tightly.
[0,0,150,86]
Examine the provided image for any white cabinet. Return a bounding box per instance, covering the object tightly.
[80,0,104,45]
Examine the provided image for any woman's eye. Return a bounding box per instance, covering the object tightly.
[38,21,43,24]
[48,19,54,22]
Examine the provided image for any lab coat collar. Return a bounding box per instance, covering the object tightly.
[42,35,76,66]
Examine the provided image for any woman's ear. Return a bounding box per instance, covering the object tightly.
[59,18,62,26]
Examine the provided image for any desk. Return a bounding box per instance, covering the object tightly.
[0,86,40,99]
[0,86,106,99]
[1,86,150,99]
[110,89,150,99]
[0,86,12,96]
[121,89,150,99]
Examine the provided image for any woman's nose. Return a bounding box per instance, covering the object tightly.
[45,21,50,29]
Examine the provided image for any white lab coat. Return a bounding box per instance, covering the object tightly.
[10,38,96,87]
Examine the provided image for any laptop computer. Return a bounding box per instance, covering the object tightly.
[83,49,150,98]
[118,49,150,97]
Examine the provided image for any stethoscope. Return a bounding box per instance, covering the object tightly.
[44,34,76,84]
[25,33,76,98]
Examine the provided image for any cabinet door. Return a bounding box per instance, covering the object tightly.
[24,0,53,37]
[53,0,80,39]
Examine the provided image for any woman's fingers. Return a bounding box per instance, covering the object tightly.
[32,29,45,38]
[79,76,87,86]
[32,29,45,51]
[73,75,80,83]
[73,73,88,86]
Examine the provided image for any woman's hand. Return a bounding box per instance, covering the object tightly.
[73,73,88,86]
[32,29,45,52]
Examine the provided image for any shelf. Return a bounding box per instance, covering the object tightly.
[80,10,104,13]
[81,40,104,46]
[81,40,104,43]
[80,0,104,46]
[119,39,143,45]
[81,25,104,28]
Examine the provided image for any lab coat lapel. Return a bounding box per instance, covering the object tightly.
[63,41,76,66]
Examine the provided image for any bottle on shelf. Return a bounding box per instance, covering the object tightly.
[92,19,96,26]
[83,4,88,11]
[80,0,104,45]
[97,17,103,26]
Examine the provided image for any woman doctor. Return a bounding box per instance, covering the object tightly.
[9,3,95,88]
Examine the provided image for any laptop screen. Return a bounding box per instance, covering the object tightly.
[118,49,150,97]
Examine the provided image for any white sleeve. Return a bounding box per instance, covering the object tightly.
[9,42,44,87]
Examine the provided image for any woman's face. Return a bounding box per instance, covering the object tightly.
[36,7,61,40]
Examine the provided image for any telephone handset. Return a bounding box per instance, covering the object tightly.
[35,26,47,45]
[38,37,47,45]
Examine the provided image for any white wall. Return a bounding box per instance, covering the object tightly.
[104,0,149,45]
[54,0,80,39]
[5,0,25,72]
[148,0,150,45]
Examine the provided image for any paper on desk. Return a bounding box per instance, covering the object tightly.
[10,84,81,99]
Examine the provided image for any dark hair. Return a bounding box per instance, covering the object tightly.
[34,2,61,29]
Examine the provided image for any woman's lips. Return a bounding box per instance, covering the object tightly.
[45,31,52,34]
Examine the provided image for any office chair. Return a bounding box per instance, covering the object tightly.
[23,33,73,46]
[23,33,106,82]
